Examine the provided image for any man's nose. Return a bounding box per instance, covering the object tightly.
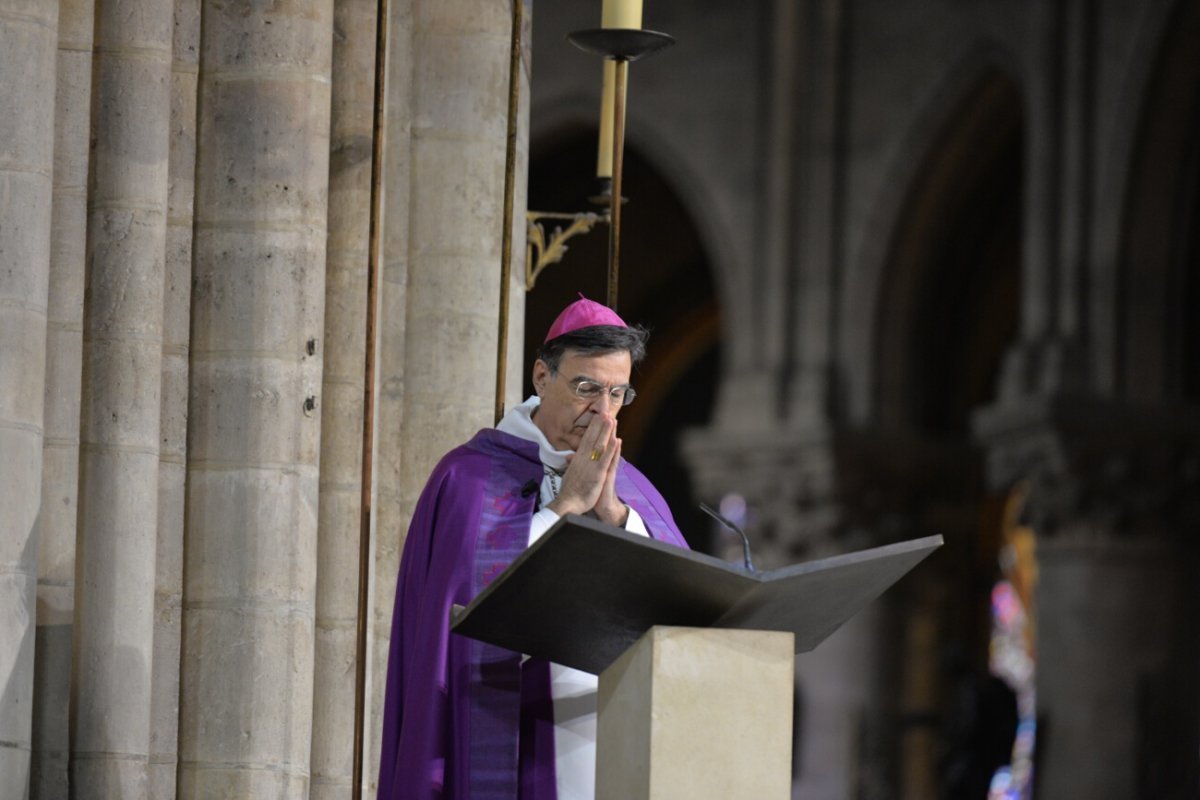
[588,392,619,412]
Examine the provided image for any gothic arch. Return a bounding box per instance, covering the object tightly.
[858,55,1025,433]
[842,43,1026,427]
[837,54,1029,795]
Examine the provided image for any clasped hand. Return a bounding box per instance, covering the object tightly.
[545,412,628,526]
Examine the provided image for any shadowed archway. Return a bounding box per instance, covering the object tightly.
[869,67,1026,796]
[524,127,721,550]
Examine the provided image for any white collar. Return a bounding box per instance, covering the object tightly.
[496,395,573,472]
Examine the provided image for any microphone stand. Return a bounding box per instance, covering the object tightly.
[699,502,756,574]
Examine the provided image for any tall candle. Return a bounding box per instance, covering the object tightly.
[596,0,640,177]
[597,61,620,177]
[601,0,643,29]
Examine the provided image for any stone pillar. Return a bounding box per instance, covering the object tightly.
[178,1,333,796]
[974,397,1200,798]
[792,609,887,800]
[29,1,91,796]
[0,1,58,793]
[72,0,172,793]
[147,1,200,795]
[997,1,1091,400]
[396,1,518,479]
[1036,537,1178,799]
[364,2,530,794]
[311,0,375,796]
[787,0,846,427]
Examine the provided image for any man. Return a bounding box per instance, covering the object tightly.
[378,296,689,799]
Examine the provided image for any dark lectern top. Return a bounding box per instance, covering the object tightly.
[450,514,942,674]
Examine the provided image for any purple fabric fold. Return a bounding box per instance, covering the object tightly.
[378,428,688,799]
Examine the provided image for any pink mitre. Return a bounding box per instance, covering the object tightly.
[544,293,629,342]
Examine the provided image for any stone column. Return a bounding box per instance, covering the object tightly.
[30,1,92,796]
[997,2,1091,400]
[787,0,846,428]
[72,0,172,793]
[0,1,58,793]
[792,608,888,800]
[147,0,200,795]
[974,397,1200,798]
[396,2,517,477]
[1036,537,1179,799]
[364,1,529,793]
[178,1,333,796]
[311,0,375,796]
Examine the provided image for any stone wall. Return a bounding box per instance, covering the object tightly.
[1,1,529,797]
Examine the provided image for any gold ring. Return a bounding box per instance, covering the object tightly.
[590,449,602,461]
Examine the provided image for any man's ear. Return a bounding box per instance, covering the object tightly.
[532,359,549,396]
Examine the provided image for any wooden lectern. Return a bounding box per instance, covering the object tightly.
[451,514,941,799]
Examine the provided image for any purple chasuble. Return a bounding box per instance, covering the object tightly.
[378,429,689,800]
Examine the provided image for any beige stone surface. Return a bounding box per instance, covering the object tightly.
[179,607,316,763]
[312,1,374,790]
[597,626,794,800]
[1,4,57,796]
[184,467,320,598]
[72,1,173,792]
[0,297,50,434]
[30,623,71,797]
[148,3,198,778]
[32,3,93,795]
[180,3,333,794]
[185,356,324,466]
[409,136,505,258]
[188,227,328,356]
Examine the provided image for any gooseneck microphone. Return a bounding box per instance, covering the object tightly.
[699,502,756,574]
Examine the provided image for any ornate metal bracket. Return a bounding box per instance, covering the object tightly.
[525,210,608,291]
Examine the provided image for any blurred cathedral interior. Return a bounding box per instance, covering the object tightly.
[2,0,1197,797]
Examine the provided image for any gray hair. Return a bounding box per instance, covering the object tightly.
[536,324,649,374]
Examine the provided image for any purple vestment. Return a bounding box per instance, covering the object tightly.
[378,428,688,800]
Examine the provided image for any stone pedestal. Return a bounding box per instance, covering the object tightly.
[596,626,794,800]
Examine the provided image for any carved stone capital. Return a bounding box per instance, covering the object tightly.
[972,395,1200,540]
[681,422,976,565]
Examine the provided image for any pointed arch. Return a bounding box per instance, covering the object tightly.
[842,44,1026,427]
[847,51,1025,432]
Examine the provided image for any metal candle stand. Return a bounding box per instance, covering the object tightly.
[565,27,675,311]
[499,24,674,424]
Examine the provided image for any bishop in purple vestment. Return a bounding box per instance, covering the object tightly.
[378,298,689,799]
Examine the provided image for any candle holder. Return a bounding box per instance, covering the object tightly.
[566,28,675,61]
[568,28,675,311]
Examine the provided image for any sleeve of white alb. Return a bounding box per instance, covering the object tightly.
[530,505,646,543]
[624,506,649,537]
[527,507,561,546]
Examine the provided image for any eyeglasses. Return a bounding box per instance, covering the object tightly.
[569,378,637,406]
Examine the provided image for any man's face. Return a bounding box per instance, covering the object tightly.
[531,349,633,452]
